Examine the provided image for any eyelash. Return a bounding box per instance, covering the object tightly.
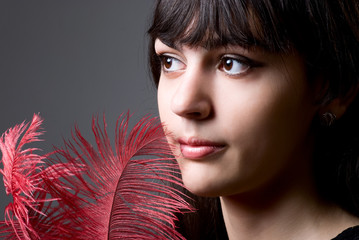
[157,53,259,77]
[158,54,185,73]
[217,55,252,77]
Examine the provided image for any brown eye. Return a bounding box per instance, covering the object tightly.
[164,57,173,69]
[223,58,234,71]
[219,56,250,76]
[159,55,185,72]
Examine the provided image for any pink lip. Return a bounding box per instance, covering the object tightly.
[178,137,226,160]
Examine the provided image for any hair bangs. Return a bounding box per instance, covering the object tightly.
[150,0,294,52]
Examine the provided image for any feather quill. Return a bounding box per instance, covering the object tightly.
[0,113,191,239]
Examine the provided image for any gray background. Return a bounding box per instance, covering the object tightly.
[0,1,156,219]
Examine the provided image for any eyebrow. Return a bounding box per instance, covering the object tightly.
[157,38,184,51]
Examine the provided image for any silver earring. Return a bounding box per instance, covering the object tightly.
[321,112,336,127]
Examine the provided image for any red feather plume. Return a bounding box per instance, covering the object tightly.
[0,113,192,239]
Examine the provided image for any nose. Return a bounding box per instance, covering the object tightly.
[171,68,213,120]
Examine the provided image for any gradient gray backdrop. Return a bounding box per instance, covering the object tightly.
[0,1,156,218]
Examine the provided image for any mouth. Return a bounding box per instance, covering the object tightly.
[177,137,226,160]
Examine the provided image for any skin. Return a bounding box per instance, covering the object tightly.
[155,39,359,239]
[156,38,318,196]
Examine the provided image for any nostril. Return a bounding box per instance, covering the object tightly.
[186,112,203,118]
[171,98,212,120]
[181,102,214,120]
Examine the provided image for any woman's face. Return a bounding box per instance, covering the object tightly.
[155,38,319,197]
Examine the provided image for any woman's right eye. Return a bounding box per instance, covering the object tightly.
[159,55,185,73]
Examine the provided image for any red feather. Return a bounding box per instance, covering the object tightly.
[0,113,192,239]
[0,114,51,239]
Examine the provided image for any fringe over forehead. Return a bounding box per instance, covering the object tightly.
[149,0,306,51]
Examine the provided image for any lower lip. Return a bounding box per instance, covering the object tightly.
[180,144,225,159]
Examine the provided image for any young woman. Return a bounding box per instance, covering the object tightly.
[148,0,359,239]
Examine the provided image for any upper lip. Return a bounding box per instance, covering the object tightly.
[177,137,226,147]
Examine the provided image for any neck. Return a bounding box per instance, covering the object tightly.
[220,172,358,240]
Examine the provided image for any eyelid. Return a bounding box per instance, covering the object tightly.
[217,53,263,77]
[158,53,182,61]
[219,54,260,67]
[217,55,245,74]
[157,53,186,73]
[154,41,185,62]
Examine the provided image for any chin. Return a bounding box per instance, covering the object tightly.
[178,160,232,197]
[185,185,221,197]
[181,175,225,197]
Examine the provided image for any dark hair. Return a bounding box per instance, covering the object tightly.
[148,0,359,238]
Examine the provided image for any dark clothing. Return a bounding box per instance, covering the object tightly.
[333,226,359,240]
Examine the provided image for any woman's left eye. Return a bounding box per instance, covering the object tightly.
[218,56,250,76]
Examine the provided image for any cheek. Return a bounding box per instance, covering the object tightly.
[157,80,171,123]
[221,70,315,143]
[157,80,179,151]
[218,77,317,182]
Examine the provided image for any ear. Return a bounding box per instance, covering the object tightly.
[319,92,357,120]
